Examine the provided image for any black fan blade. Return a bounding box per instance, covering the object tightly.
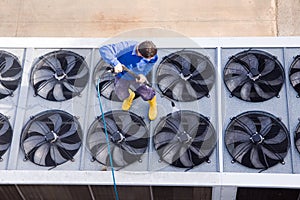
[0,51,22,99]
[156,50,215,101]
[21,110,82,167]
[31,50,89,101]
[224,50,284,102]
[225,111,289,169]
[153,111,216,168]
[87,111,149,168]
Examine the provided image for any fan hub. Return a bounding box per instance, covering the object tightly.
[250,132,264,144]
[247,73,261,81]
[177,131,192,144]
[45,131,58,143]
[111,131,125,143]
[54,69,67,81]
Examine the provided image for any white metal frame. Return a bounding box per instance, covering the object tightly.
[1,37,300,190]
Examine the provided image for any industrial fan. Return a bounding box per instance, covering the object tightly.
[156,50,215,102]
[31,50,89,101]
[87,110,149,168]
[21,110,82,167]
[0,50,22,99]
[0,113,13,160]
[294,121,300,155]
[153,111,216,168]
[93,59,141,101]
[223,49,284,102]
[93,59,122,101]
[225,111,290,169]
[289,55,300,96]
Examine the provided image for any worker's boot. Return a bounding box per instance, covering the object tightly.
[148,96,157,121]
[122,89,135,111]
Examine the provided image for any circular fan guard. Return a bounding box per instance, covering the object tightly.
[294,121,300,155]
[225,111,289,169]
[87,110,149,167]
[156,50,215,102]
[93,59,140,102]
[21,110,82,167]
[289,55,300,96]
[93,59,122,101]
[0,50,22,99]
[0,113,13,160]
[224,49,284,102]
[153,111,216,168]
[31,50,89,101]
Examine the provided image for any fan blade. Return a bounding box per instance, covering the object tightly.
[184,81,198,100]
[23,135,46,151]
[260,59,275,76]
[88,131,107,146]
[226,63,249,75]
[112,147,127,166]
[64,55,76,74]
[250,147,265,168]
[59,122,78,139]
[0,82,11,95]
[290,72,300,86]
[118,113,133,131]
[225,130,250,144]
[33,69,54,83]
[104,117,119,133]
[174,55,191,72]
[158,63,181,77]
[192,59,207,76]
[28,121,51,135]
[53,83,65,101]
[50,145,66,164]
[225,75,248,91]
[158,75,180,92]
[236,116,257,134]
[0,122,9,136]
[0,143,10,151]
[1,57,14,74]
[232,142,252,162]
[62,81,79,93]
[257,116,272,136]
[253,83,273,99]
[33,144,50,165]
[171,81,185,100]
[95,143,109,164]
[45,56,62,72]
[37,79,56,98]
[125,126,147,142]
[67,67,88,79]
[0,70,21,82]
[240,54,259,70]
[264,129,287,144]
[161,143,182,163]
[57,140,81,151]
[179,148,193,167]
[48,114,63,133]
[154,131,176,149]
[240,82,252,101]
[261,145,283,160]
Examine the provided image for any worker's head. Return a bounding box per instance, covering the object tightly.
[137,41,157,59]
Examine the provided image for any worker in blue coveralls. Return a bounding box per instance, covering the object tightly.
[99,40,158,120]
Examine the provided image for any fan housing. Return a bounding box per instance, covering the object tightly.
[225,111,290,169]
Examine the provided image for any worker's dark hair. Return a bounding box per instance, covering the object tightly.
[137,41,157,58]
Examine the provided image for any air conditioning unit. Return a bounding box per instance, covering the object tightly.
[0,37,300,190]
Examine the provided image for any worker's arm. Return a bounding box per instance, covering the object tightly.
[99,41,137,72]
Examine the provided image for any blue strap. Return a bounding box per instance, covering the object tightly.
[97,79,120,200]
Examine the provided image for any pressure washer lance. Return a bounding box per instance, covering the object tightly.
[106,65,177,109]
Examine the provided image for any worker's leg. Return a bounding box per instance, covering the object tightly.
[115,77,135,110]
[135,84,157,120]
